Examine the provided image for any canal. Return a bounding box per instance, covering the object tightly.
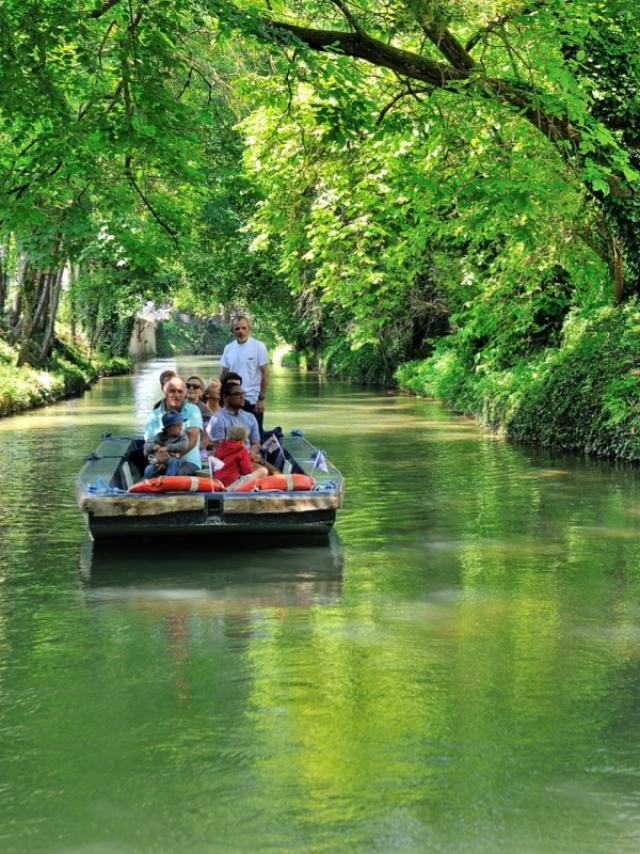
[1,357,640,852]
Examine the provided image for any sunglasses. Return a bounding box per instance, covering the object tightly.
[186,383,202,390]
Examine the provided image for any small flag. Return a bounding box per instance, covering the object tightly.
[208,455,224,490]
[261,433,286,470]
[312,449,329,473]
[261,434,282,455]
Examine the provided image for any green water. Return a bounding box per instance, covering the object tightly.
[1,357,640,852]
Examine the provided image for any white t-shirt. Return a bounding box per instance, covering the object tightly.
[220,336,269,404]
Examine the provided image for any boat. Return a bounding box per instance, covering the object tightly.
[76,432,344,540]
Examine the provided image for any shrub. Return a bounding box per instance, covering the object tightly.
[0,332,130,417]
[396,299,640,460]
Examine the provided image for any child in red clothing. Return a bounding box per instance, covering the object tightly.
[213,425,268,489]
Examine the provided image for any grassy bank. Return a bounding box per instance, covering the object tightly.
[396,301,640,461]
[0,333,130,418]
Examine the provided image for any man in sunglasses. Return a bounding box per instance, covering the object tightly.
[206,381,262,465]
[143,376,203,475]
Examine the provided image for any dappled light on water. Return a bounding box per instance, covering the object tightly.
[1,360,640,851]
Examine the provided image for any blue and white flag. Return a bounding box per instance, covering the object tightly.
[261,432,286,470]
[261,434,282,455]
[312,449,329,473]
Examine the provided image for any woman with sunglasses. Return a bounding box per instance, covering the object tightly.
[185,375,212,416]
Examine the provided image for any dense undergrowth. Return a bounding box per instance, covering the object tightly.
[396,301,640,461]
[281,338,391,384]
[0,331,130,418]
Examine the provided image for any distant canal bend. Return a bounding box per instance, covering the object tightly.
[1,357,640,852]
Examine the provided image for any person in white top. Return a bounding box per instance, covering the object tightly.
[219,315,270,434]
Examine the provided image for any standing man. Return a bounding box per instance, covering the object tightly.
[220,315,269,434]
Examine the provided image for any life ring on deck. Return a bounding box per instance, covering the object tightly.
[128,476,224,494]
[233,474,315,493]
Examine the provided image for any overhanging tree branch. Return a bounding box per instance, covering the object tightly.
[234,6,629,201]
[414,15,475,72]
[330,0,362,33]
[258,14,577,147]
[88,0,124,19]
[376,85,431,125]
[263,20,469,87]
[465,0,547,52]
[124,156,179,246]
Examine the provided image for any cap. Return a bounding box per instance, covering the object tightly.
[162,409,185,428]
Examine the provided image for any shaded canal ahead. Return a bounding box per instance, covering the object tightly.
[2,357,640,853]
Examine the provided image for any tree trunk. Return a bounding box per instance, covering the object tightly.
[69,263,79,342]
[38,266,65,362]
[89,296,101,359]
[0,235,9,323]
[10,252,28,336]
[613,237,624,303]
[30,271,51,334]
[16,267,39,366]
[31,236,61,333]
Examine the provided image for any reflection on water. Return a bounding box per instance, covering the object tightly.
[2,358,640,851]
[81,534,344,611]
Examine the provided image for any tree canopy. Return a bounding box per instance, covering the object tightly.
[0,1,639,383]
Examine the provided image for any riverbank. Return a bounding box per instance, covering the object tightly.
[396,300,640,461]
[0,334,130,418]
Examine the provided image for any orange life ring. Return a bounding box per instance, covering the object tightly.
[232,474,315,493]
[128,476,224,494]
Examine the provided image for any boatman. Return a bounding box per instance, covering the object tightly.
[219,315,269,435]
[143,375,203,476]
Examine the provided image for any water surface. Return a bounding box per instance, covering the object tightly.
[1,358,640,852]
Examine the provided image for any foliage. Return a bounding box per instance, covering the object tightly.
[223,0,640,277]
[3,0,640,464]
[0,328,129,416]
[236,11,614,380]
[0,0,261,364]
[397,300,640,459]
[155,316,230,356]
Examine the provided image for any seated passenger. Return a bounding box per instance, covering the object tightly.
[153,368,177,409]
[199,378,222,461]
[186,375,213,418]
[143,410,189,478]
[207,382,262,467]
[213,425,268,489]
[224,371,242,388]
[203,378,222,413]
[144,376,203,476]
